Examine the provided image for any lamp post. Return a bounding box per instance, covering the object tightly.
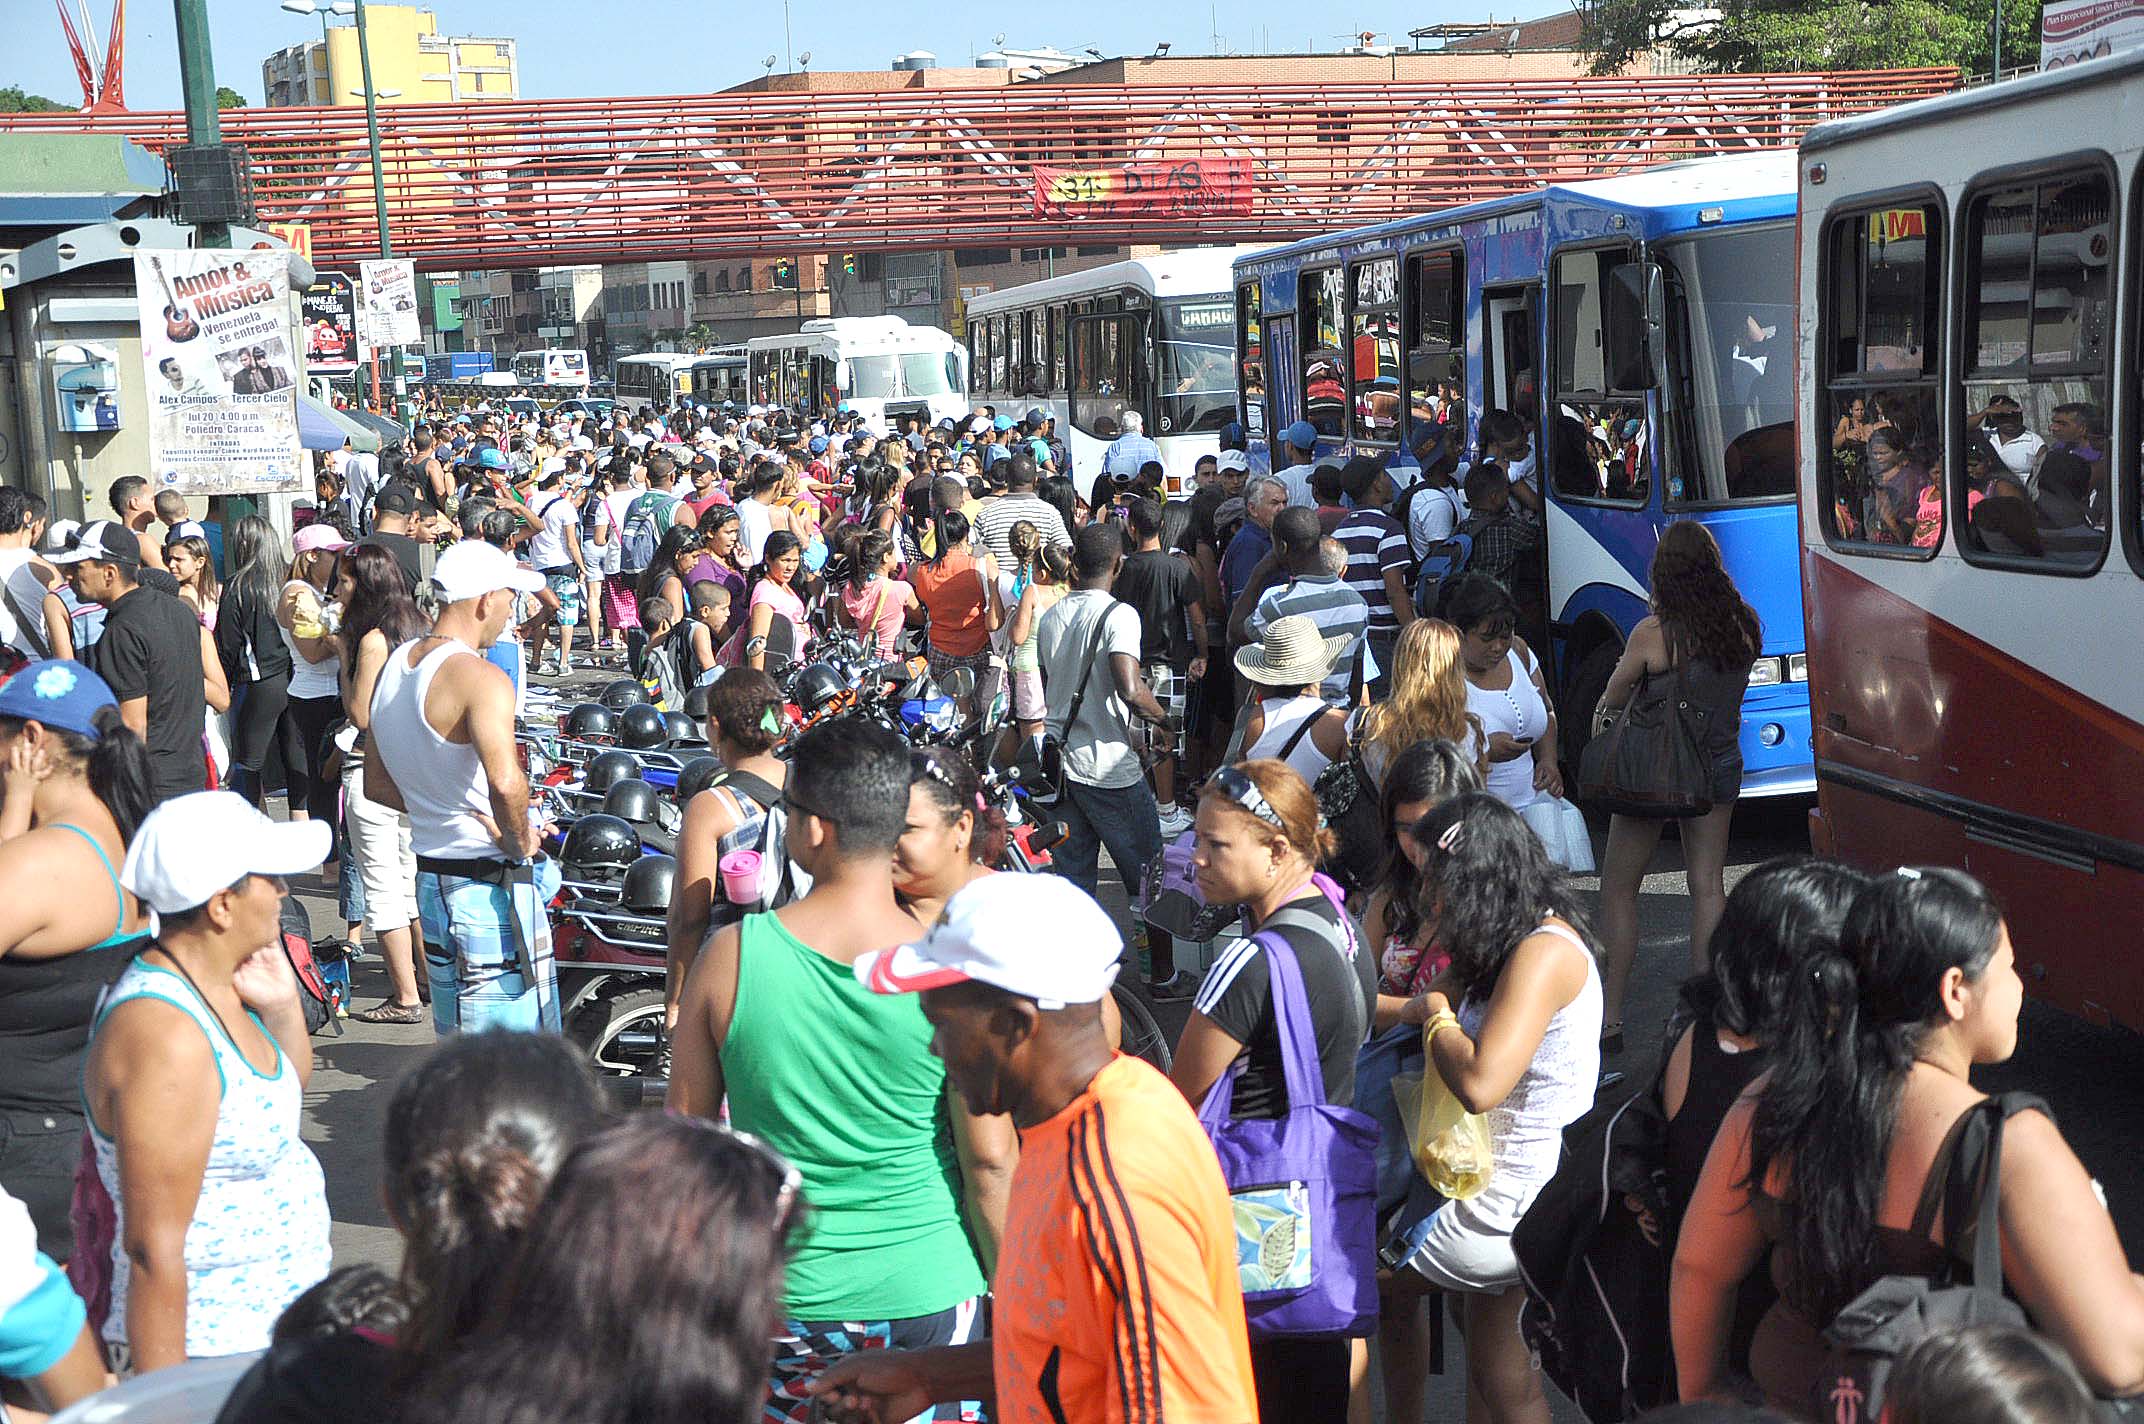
[279,0,353,98]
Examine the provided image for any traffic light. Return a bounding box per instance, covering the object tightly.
[842,253,857,276]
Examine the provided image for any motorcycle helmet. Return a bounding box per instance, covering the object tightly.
[580,749,641,797]
[616,702,668,750]
[681,683,712,720]
[598,677,651,713]
[563,702,615,740]
[560,814,638,881]
[789,661,848,716]
[674,754,723,803]
[663,709,702,745]
[620,853,678,916]
[601,777,662,833]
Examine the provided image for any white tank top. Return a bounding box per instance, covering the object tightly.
[1245,694,1337,782]
[1458,920,1603,1194]
[370,638,498,858]
[280,580,342,701]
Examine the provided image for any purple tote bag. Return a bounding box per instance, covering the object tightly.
[1198,931,1381,1339]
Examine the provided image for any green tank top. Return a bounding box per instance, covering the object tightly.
[720,910,986,1320]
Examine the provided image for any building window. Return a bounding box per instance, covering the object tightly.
[858,252,884,282]
[1076,245,1119,257]
[717,269,731,292]
[1819,201,1943,552]
[956,248,1014,269]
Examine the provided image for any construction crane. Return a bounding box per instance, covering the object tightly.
[56,0,127,113]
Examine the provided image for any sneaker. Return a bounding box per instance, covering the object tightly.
[1146,971,1199,1003]
[1155,802,1193,837]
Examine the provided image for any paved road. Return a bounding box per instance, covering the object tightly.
[289,750,2144,1419]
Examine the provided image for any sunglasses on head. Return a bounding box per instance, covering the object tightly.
[1207,765,1284,829]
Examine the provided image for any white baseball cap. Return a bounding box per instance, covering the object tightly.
[430,539,543,604]
[1217,449,1251,474]
[854,874,1122,1008]
[121,791,330,915]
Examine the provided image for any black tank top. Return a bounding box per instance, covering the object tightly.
[0,940,143,1118]
[1665,1009,1769,1221]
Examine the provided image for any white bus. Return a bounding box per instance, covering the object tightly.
[691,349,748,408]
[746,317,968,432]
[510,348,590,387]
[964,248,1256,496]
[613,353,700,415]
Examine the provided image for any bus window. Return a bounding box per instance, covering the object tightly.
[1010,314,1028,396]
[812,354,838,411]
[1071,313,1141,438]
[1299,267,1347,438]
[1960,171,2112,570]
[1349,257,1401,445]
[1159,296,1234,436]
[1049,306,1067,390]
[1820,202,1943,552]
[967,325,983,392]
[989,317,1010,393]
[1657,224,1797,503]
[899,352,958,398]
[1237,280,1267,440]
[1550,247,1651,505]
[1405,249,1464,454]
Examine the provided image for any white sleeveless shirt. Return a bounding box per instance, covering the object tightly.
[370,638,497,858]
[1457,920,1603,1194]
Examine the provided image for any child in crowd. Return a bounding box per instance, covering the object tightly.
[1456,462,1540,589]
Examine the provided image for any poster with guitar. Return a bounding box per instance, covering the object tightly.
[134,249,304,495]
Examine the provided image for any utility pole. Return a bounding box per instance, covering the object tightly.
[351,0,408,420]
[171,0,231,247]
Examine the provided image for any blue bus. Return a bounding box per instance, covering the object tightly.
[1231,151,1812,797]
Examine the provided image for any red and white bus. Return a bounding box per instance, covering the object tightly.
[1796,52,2144,1027]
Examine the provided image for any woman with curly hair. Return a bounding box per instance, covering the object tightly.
[1355,617,1484,789]
[1592,520,1762,1046]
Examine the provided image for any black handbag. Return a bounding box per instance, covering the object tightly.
[1577,659,1713,819]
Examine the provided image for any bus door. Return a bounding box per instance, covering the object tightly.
[1481,283,1549,648]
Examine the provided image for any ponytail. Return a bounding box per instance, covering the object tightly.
[86,707,156,844]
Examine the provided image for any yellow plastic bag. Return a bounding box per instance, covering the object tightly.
[1392,1048,1494,1200]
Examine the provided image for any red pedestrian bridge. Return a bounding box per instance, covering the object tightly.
[2,70,1954,269]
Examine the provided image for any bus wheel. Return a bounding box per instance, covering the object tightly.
[1560,641,1620,796]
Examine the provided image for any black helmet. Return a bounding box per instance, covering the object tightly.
[563,702,615,740]
[674,754,723,803]
[601,777,662,831]
[581,749,642,797]
[599,678,650,713]
[560,814,638,880]
[617,702,668,750]
[790,661,847,715]
[681,683,712,720]
[620,853,677,915]
[663,709,702,745]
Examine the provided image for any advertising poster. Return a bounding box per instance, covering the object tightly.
[1032,157,1253,221]
[134,248,304,495]
[302,272,360,375]
[360,258,421,347]
[2041,0,2144,67]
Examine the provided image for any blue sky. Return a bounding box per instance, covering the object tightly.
[10,0,1506,110]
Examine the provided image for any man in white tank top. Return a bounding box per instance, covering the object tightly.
[366,540,561,1033]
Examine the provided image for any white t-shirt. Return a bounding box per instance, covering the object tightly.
[0,549,53,658]
[1036,589,1143,791]
[527,491,579,571]
[735,497,773,569]
[595,489,639,576]
[1405,482,1469,557]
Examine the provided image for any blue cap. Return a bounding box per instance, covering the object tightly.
[0,660,117,739]
[1220,420,1246,448]
[837,401,853,413]
[475,447,509,471]
[1408,421,1451,456]
[808,436,829,455]
[1025,407,1050,426]
[1282,420,1318,450]
[992,414,1014,432]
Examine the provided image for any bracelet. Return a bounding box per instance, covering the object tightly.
[1422,1010,1461,1044]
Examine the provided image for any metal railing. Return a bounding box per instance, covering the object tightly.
[2,70,1956,268]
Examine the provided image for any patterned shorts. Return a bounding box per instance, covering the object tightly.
[416,858,562,1034]
[1145,660,1187,760]
[764,1296,985,1423]
[540,567,582,627]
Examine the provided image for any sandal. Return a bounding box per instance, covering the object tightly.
[351,1000,426,1026]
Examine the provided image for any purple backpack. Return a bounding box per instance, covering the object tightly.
[1198,931,1381,1340]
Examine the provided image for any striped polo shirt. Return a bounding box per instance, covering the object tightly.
[1246,573,1371,701]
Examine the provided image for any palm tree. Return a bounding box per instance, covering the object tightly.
[685,321,715,352]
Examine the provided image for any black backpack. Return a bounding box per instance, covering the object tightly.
[1813,1093,2045,1424]
[1311,706,1384,895]
[1512,1074,1676,1423]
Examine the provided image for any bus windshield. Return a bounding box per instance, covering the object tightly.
[1159,298,1237,434]
[898,351,958,397]
[848,355,899,400]
[1658,224,1798,503]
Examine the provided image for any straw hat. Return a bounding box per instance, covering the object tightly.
[1233,614,1352,688]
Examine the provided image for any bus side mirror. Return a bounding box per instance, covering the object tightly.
[1605,262,1664,392]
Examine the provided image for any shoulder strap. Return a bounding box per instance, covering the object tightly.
[1255,931,1328,1110]
[1913,1092,2049,1292]
[1059,599,1118,733]
[2,577,51,660]
[718,768,783,812]
[1275,701,1329,761]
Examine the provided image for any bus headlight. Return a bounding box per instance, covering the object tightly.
[1787,653,1808,682]
[1748,657,1786,686]
[1759,723,1786,747]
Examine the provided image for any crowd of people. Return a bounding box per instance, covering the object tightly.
[0,391,2136,1424]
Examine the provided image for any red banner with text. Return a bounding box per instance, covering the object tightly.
[1032,157,1254,221]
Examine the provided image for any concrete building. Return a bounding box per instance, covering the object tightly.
[262,4,518,107]
[602,260,693,360]
[685,256,832,347]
